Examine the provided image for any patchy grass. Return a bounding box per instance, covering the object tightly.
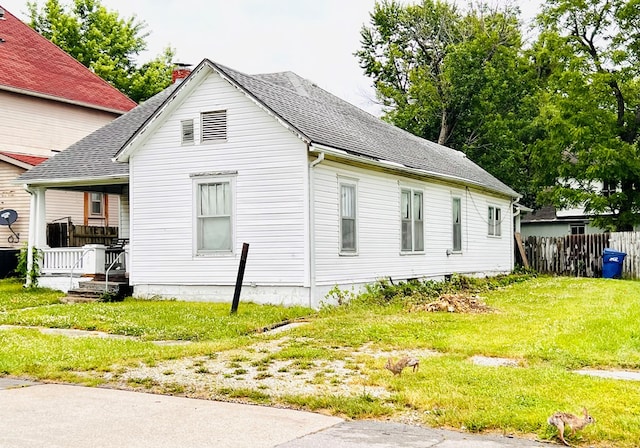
[0,327,227,384]
[0,278,64,311]
[0,296,313,341]
[2,276,640,446]
[295,277,640,446]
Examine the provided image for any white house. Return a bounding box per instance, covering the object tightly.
[19,59,520,308]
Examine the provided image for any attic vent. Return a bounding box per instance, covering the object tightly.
[181,119,194,144]
[201,110,227,142]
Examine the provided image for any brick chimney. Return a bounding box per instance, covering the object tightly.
[172,63,192,84]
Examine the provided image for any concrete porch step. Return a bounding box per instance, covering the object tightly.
[62,279,131,303]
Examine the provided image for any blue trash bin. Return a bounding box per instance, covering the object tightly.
[602,248,626,279]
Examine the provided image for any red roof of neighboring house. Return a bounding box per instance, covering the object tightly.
[0,6,137,113]
[0,151,48,167]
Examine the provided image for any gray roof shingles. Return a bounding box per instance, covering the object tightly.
[19,60,518,198]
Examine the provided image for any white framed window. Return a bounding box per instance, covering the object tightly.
[339,179,357,254]
[571,224,585,235]
[201,110,227,142]
[181,119,194,144]
[488,206,502,237]
[90,192,104,217]
[452,197,462,252]
[194,175,235,254]
[401,188,424,252]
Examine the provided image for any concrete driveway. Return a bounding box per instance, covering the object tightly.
[0,379,548,448]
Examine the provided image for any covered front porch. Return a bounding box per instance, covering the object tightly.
[26,180,130,293]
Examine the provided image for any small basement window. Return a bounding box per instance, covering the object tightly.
[181,119,194,144]
[201,110,227,142]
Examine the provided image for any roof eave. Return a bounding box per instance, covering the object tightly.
[0,154,36,170]
[309,143,520,200]
[0,84,131,115]
[18,174,129,188]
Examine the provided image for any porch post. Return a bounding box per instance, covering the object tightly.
[25,185,37,286]
[119,185,130,239]
[33,187,47,248]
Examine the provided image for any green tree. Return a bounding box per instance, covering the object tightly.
[28,0,174,102]
[533,0,640,231]
[357,0,540,204]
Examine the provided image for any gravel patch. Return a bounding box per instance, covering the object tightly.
[106,337,441,401]
[469,355,520,367]
[0,324,191,345]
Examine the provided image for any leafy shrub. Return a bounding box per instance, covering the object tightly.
[328,272,536,308]
[15,245,42,286]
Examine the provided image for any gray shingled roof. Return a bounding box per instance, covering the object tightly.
[19,59,518,198]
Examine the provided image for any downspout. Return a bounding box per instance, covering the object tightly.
[308,151,324,308]
[511,198,521,271]
[510,199,518,271]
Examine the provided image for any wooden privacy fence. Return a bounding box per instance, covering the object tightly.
[47,222,118,248]
[524,232,640,279]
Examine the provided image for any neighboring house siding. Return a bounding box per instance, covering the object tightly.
[129,72,307,289]
[0,165,119,248]
[0,90,119,156]
[45,190,84,225]
[0,162,29,247]
[45,190,119,228]
[1,90,122,246]
[313,161,514,291]
[520,222,601,239]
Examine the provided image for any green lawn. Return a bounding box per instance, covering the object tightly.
[1,276,639,446]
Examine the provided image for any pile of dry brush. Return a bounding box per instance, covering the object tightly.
[407,293,496,314]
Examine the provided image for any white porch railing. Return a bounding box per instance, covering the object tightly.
[41,244,127,276]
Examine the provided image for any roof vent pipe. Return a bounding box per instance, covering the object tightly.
[0,7,5,19]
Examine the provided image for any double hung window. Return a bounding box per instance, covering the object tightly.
[452,197,462,252]
[401,188,424,252]
[488,206,502,237]
[339,181,357,253]
[195,178,233,253]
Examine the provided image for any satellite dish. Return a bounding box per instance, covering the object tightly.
[0,209,18,226]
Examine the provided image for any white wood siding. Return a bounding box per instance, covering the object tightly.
[0,90,120,156]
[313,161,514,286]
[129,72,308,288]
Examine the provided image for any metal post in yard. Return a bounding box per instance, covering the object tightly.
[230,243,249,314]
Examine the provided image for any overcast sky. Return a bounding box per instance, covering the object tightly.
[2,0,543,113]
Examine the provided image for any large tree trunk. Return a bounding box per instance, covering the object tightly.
[438,108,451,145]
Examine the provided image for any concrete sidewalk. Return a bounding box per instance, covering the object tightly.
[0,379,548,448]
[0,380,341,448]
